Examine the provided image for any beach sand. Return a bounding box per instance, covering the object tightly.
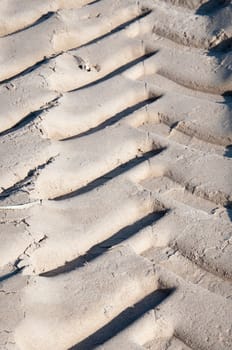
[0,0,232,349]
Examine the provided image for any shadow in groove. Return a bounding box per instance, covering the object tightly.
[1,9,152,87]
[55,148,165,200]
[196,0,230,15]
[0,94,61,138]
[211,37,232,53]
[220,91,232,105]
[0,157,54,201]
[88,0,101,5]
[66,96,160,140]
[5,11,55,38]
[224,145,232,158]
[71,51,158,93]
[0,267,24,283]
[226,205,232,222]
[41,210,167,277]
[0,53,158,140]
[79,9,152,49]
[69,288,175,350]
[0,110,41,138]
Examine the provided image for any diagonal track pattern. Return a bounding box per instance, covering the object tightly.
[0,0,231,349]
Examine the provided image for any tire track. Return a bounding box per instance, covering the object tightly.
[0,0,232,349]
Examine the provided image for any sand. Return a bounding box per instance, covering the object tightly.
[0,0,232,349]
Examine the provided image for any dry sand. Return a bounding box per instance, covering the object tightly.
[0,0,232,349]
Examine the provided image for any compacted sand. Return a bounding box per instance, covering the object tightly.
[0,0,232,349]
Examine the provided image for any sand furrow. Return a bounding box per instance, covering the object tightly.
[40,46,232,139]
[17,178,161,274]
[0,0,146,82]
[1,14,231,134]
[95,309,173,350]
[32,124,156,199]
[14,247,158,350]
[41,76,149,140]
[0,0,94,37]
[95,244,231,350]
[0,19,149,133]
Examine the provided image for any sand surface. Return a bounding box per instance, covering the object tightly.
[0,0,232,349]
